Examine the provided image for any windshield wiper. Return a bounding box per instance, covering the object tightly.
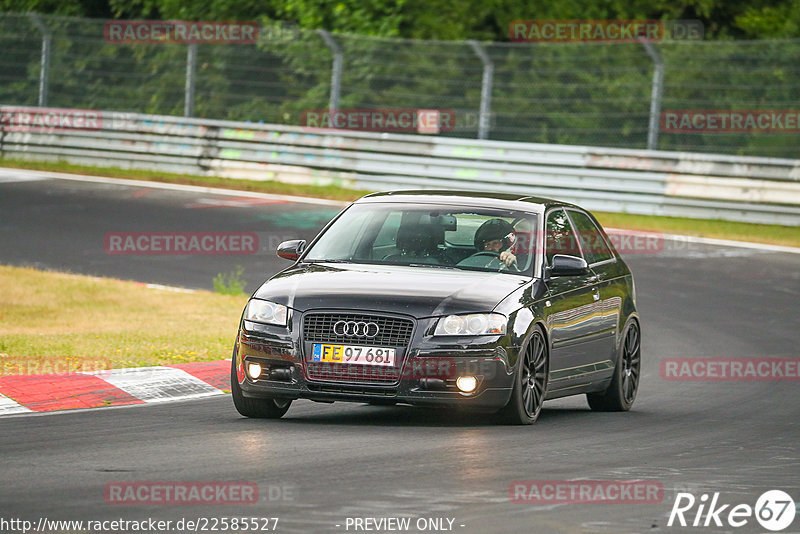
[407,263,459,270]
[303,259,351,263]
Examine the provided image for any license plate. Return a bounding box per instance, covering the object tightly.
[312,344,395,366]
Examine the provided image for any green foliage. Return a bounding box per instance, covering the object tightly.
[5,0,800,39]
[1,4,798,157]
[212,266,247,296]
[0,0,112,17]
[735,2,800,39]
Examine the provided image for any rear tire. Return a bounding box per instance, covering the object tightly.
[587,319,640,412]
[231,350,292,419]
[495,327,548,425]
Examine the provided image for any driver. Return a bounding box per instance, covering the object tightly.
[472,219,518,268]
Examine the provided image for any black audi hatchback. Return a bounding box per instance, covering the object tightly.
[232,191,640,424]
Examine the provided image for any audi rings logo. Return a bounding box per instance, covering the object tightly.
[333,320,380,338]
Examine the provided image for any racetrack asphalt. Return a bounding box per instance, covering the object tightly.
[1,168,798,533]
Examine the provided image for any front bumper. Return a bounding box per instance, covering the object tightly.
[236,319,517,412]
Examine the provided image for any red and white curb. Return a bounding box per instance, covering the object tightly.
[0,360,230,416]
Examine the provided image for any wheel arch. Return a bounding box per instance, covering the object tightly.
[613,313,641,368]
[518,318,550,366]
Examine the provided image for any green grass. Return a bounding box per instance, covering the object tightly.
[2,157,798,247]
[0,265,247,374]
[593,212,800,248]
[213,265,248,296]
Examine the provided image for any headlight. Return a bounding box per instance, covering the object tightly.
[434,313,506,336]
[244,299,288,326]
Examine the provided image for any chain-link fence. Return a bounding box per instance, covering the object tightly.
[2,13,799,158]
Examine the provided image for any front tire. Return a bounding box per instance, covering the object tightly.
[496,327,548,425]
[231,350,292,419]
[587,319,640,412]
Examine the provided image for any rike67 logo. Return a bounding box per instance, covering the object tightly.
[668,490,796,531]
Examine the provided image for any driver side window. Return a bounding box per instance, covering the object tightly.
[545,209,583,266]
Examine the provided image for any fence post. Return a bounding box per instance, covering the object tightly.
[317,30,342,114]
[642,41,664,150]
[28,13,51,107]
[184,43,197,117]
[468,40,494,140]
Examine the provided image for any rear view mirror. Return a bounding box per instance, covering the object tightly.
[277,239,306,261]
[547,254,589,277]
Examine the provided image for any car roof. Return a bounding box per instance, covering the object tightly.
[356,190,583,212]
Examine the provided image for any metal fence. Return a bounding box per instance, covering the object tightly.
[2,13,800,158]
[3,107,799,225]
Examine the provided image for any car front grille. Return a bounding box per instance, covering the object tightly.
[302,313,414,347]
[307,383,397,396]
[303,312,415,384]
[305,361,402,383]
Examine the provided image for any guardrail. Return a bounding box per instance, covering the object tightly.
[2,106,800,225]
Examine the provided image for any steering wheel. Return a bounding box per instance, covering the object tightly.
[468,251,520,272]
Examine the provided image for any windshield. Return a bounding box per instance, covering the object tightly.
[303,203,538,274]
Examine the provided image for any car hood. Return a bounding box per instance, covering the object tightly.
[253,263,529,318]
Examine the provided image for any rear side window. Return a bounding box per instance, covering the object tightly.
[567,210,614,265]
[544,209,582,266]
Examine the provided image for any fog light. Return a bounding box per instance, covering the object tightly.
[247,362,262,380]
[456,376,477,393]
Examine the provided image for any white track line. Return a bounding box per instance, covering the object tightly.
[606,227,800,255]
[141,283,197,293]
[80,275,197,294]
[0,173,47,183]
[0,167,347,206]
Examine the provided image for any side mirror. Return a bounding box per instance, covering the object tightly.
[547,254,589,277]
[276,239,306,261]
